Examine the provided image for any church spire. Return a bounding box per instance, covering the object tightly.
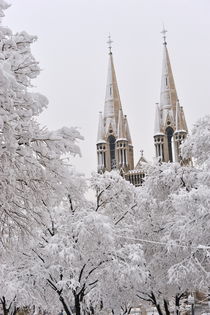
[96,37,134,173]
[154,29,189,163]
[160,27,178,110]
[104,36,122,135]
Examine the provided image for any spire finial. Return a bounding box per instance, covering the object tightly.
[140,149,144,157]
[161,25,167,45]
[107,34,113,54]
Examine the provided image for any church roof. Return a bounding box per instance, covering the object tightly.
[135,151,148,170]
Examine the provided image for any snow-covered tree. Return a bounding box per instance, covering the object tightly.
[88,171,148,314]
[90,171,138,226]
[0,0,83,240]
[6,206,145,315]
[1,0,209,312]
[132,163,192,315]
[0,171,148,315]
[134,117,210,314]
[181,115,210,168]
[166,116,210,292]
[0,164,87,314]
[0,1,84,313]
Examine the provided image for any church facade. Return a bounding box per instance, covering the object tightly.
[96,32,188,186]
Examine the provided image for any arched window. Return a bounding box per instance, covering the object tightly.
[108,135,116,169]
[166,127,174,162]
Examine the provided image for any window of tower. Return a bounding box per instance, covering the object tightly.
[166,127,174,162]
[108,135,116,169]
[166,77,168,86]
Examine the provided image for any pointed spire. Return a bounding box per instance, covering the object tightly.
[124,115,132,144]
[160,29,178,109]
[180,106,188,132]
[97,111,105,143]
[175,100,188,132]
[175,100,181,131]
[104,37,122,135]
[154,103,163,135]
[117,108,125,140]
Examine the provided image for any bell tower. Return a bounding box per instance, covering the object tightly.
[97,36,134,173]
[154,28,188,163]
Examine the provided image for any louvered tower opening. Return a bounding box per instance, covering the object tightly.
[166,127,174,162]
[108,135,116,169]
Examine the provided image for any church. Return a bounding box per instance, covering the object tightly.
[96,30,188,186]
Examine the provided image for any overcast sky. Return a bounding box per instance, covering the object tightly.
[4,0,210,177]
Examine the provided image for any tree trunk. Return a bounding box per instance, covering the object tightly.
[85,305,94,315]
[150,292,163,315]
[163,299,170,315]
[155,303,164,315]
[1,297,9,315]
[175,293,184,315]
[11,306,17,315]
[59,295,72,315]
[75,294,81,315]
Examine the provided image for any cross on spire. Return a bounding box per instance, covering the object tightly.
[107,34,113,54]
[140,149,144,157]
[161,26,167,45]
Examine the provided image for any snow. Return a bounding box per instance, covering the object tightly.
[0,1,209,314]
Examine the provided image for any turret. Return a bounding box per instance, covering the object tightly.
[154,102,165,161]
[96,112,106,172]
[174,100,188,162]
[124,115,134,170]
[116,108,128,171]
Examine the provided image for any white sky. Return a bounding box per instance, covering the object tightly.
[4,0,210,177]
